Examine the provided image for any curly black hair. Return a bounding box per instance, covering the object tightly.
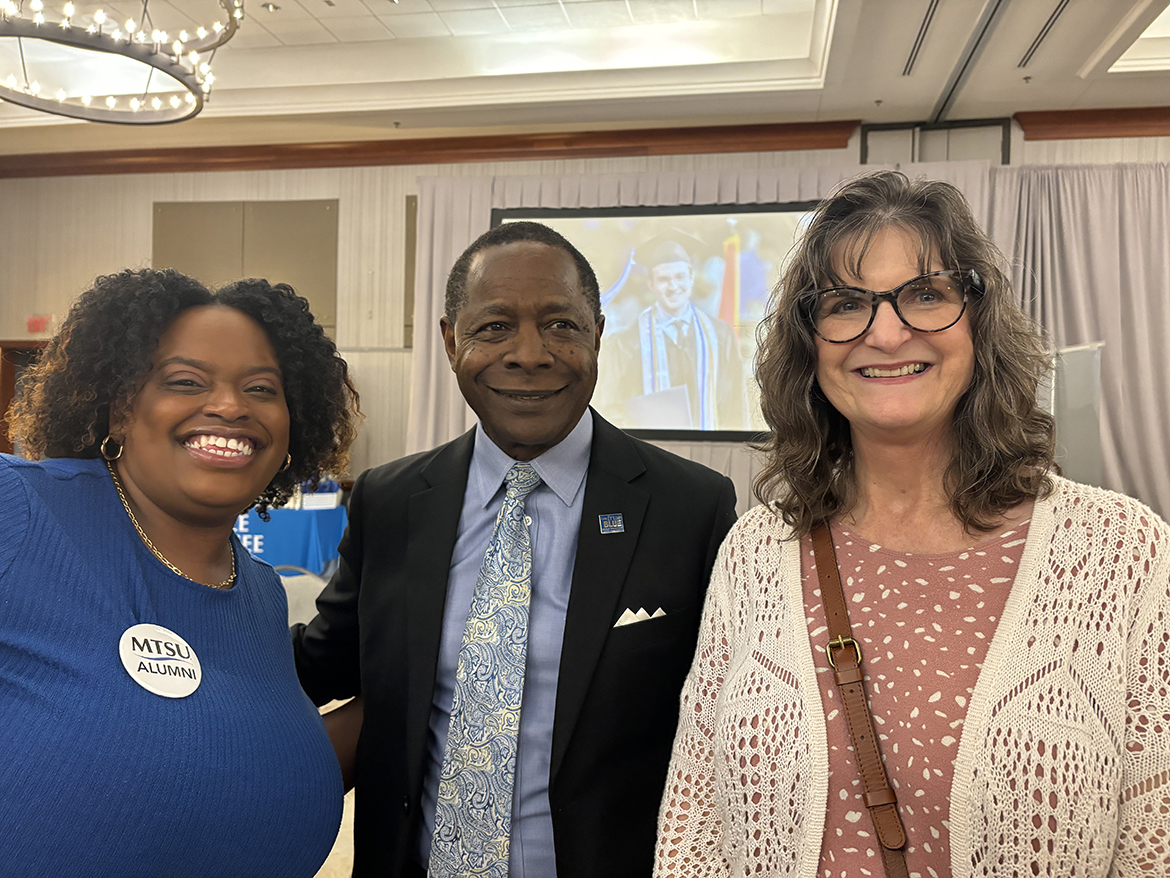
[8,268,361,515]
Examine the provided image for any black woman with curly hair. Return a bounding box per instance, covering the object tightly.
[0,268,361,878]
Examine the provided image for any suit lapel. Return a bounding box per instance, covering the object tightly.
[551,413,648,783]
[404,429,475,798]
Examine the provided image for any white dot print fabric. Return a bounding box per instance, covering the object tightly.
[655,477,1170,878]
[802,523,1026,878]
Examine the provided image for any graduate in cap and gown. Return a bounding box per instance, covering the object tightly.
[599,235,748,430]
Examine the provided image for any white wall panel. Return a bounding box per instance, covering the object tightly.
[340,349,413,473]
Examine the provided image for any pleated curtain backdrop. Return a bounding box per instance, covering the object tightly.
[988,163,1170,519]
[407,176,495,455]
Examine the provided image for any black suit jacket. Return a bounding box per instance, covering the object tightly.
[294,410,737,878]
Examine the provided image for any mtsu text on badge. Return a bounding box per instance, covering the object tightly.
[119,624,203,698]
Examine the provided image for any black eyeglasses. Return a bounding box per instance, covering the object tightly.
[804,269,984,344]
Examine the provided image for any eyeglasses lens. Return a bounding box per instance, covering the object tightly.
[814,273,966,342]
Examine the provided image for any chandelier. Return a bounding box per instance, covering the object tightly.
[0,0,244,124]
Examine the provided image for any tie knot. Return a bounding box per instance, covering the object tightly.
[505,462,541,499]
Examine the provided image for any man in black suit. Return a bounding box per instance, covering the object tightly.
[294,221,737,878]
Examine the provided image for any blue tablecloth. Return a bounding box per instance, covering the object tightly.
[233,507,348,575]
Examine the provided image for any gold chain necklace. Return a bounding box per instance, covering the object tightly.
[106,460,236,590]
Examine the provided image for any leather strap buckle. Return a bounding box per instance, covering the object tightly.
[825,634,862,669]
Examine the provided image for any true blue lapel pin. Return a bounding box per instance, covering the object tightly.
[599,513,624,534]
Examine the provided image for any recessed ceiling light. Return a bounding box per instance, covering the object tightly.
[261,2,279,11]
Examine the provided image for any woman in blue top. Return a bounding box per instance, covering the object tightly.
[1,268,361,877]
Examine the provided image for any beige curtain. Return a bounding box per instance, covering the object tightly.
[406,176,494,455]
[989,163,1170,518]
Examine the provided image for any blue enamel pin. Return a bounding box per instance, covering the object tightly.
[599,513,625,534]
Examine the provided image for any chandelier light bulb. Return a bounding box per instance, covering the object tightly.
[0,0,240,124]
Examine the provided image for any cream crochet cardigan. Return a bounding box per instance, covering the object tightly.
[656,477,1170,877]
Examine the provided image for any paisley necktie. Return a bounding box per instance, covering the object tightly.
[428,462,542,878]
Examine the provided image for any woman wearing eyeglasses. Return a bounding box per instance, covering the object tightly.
[655,171,1169,877]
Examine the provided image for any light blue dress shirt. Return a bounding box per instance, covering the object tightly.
[418,412,593,878]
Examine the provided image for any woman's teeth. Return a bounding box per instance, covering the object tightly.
[184,435,255,457]
[859,363,928,378]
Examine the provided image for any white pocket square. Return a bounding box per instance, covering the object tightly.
[613,607,667,628]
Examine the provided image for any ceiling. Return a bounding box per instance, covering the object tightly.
[1,0,1169,155]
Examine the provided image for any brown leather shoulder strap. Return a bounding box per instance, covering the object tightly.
[811,523,908,878]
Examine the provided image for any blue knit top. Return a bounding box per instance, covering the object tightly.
[0,455,342,877]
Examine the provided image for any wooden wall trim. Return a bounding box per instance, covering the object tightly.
[0,120,859,179]
[1014,106,1170,141]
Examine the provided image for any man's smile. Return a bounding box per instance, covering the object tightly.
[490,387,566,401]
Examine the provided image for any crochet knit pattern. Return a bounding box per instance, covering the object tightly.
[656,477,1170,878]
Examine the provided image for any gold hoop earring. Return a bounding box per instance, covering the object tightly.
[279,453,292,473]
[100,436,123,461]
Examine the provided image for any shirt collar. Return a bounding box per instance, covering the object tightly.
[654,302,694,325]
[469,410,593,510]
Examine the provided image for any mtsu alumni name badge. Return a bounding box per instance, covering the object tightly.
[119,624,202,698]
